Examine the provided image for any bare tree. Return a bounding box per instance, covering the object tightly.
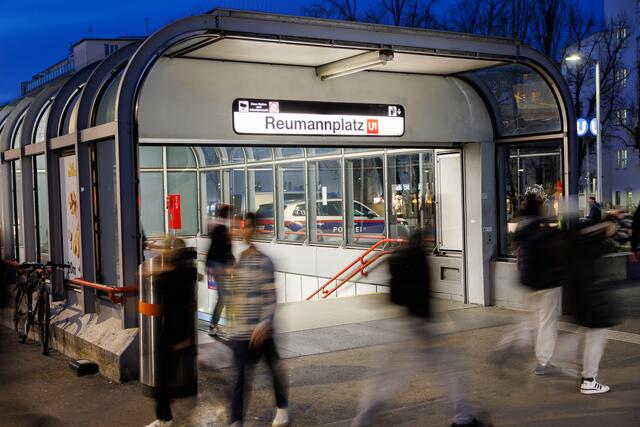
[564,14,637,181]
[404,0,440,28]
[303,0,360,21]
[447,0,509,36]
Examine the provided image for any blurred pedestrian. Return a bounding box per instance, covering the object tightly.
[631,204,640,262]
[227,212,289,427]
[562,221,620,394]
[586,196,602,224]
[207,204,235,336]
[494,192,564,375]
[353,229,485,427]
[145,237,198,427]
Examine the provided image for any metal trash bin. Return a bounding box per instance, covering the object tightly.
[139,243,198,398]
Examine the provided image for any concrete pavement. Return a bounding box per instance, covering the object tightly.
[1,290,639,427]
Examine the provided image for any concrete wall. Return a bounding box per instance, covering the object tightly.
[138,58,493,145]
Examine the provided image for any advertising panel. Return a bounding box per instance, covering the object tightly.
[233,99,405,136]
[59,156,81,278]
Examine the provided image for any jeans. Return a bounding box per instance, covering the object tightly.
[230,338,289,423]
[209,262,228,326]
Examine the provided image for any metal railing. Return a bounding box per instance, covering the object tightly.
[306,238,405,300]
[67,278,138,304]
[2,259,137,304]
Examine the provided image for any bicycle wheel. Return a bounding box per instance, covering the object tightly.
[37,289,51,355]
[14,287,28,343]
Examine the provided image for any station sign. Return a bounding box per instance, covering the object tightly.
[577,117,599,137]
[233,99,405,136]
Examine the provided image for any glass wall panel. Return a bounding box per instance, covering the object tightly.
[277,162,306,241]
[229,168,246,234]
[201,147,220,166]
[140,172,165,237]
[223,147,245,164]
[346,157,385,246]
[167,146,196,169]
[387,152,435,248]
[275,148,304,159]
[246,147,273,162]
[464,64,561,136]
[139,146,163,169]
[96,140,120,284]
[34,103,51,144]
[203,171,221,229]
[249,167,274,240]
[11,116,24,149]
[308,148,341,157]
[11,161,24,260]
[94,70,123,126]
[34,155,49,262]
[167,172,198,236]
[498,141,562,256]
[61,89,81,135]
[309,159,343,244]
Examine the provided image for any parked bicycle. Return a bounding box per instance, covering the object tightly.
[14,262,71,355]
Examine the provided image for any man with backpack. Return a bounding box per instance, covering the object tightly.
[494,192,564,375]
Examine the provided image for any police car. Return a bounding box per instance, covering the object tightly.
[256,199,407,242]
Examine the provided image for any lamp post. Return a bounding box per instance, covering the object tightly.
[566,54,602,202]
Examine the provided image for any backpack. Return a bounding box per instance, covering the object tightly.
[388,245,431,318]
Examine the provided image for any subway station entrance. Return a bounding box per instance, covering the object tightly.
[0,9,576,379]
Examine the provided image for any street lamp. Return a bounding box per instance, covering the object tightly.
[566,53,602,203]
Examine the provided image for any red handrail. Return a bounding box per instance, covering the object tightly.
[1,259,136,304]
[306,238,405,300]
[68,278,138,304]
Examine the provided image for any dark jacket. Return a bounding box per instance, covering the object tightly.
[587,202,602,223]
[515,217,564,290]
[564,223,620,329]
[389,242,431,318]
[206,223,234,266]
[631,205,640,254]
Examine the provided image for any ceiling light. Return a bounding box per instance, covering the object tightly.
[316,49,394,80]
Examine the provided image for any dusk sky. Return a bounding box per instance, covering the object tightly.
[1,0,604,105]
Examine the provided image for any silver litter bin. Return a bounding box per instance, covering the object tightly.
[139,243,198,398]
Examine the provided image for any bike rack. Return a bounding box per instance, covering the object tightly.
[306,238,405,300]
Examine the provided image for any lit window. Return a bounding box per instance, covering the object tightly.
[616,68,628,88]
[616,149,628,169]
[627,191,634,209]
[615,109,628,125]
[616,26,629,47]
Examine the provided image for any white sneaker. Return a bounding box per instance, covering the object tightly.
[145,419,173,427]
[580,378,610,395]
[272,407,290,427]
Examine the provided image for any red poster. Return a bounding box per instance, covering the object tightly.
[166,194,182,230]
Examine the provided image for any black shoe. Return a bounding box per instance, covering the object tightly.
[208,324,218,337]
[452,418,490,427]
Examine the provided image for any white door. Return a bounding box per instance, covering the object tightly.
[436,152,463,251]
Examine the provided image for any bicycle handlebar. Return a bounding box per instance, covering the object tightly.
[18,261,73,271]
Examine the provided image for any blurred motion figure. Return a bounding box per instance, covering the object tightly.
[495,191,564,375]
[207,204,235,337]
[353,229,484,427]
[563,220,620,394]
[227,212,289,427]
